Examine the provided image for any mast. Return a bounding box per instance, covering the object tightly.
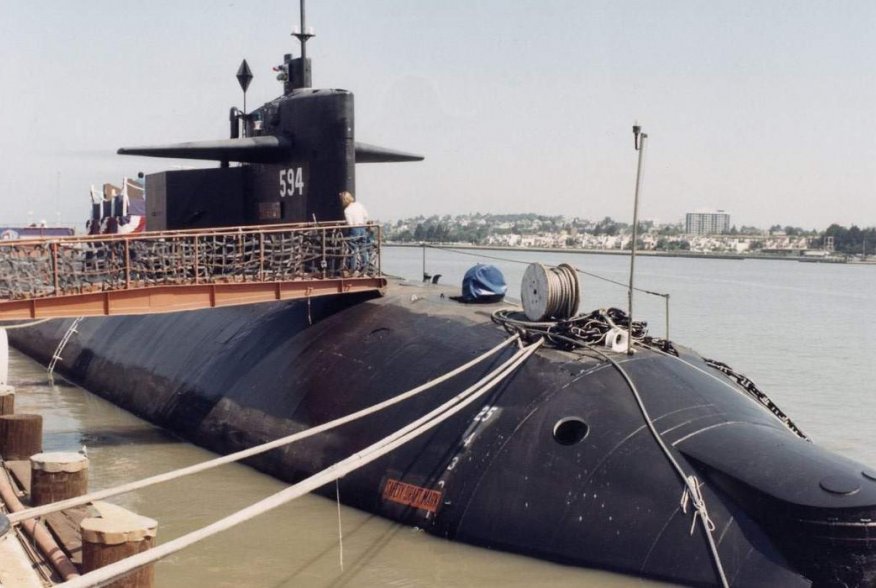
[289,0,314,90]
[628,124,647,355]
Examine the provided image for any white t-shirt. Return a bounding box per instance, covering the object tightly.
[344,201,369,226]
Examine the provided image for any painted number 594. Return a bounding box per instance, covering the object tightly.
[279,167,304,197]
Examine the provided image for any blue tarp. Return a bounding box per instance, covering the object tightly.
[459,264,507,302]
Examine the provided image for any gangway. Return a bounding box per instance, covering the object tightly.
[0,222,384,320]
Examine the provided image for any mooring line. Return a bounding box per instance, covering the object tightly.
[0,318,53,329]
[10,335,519,524]
[56,339,542,588]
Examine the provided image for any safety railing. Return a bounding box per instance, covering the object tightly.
[0,222,383,318]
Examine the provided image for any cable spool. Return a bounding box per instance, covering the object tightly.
[521,263,580,321]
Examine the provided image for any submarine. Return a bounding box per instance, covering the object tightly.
[7,5,876,586]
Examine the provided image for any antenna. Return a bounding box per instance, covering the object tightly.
[628,123,648,355]
[291,0,315,88]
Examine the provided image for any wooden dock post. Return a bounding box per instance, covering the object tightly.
[81,501,157,588]
[0,414,42,460]
[30,452,89,506]
[0,386,14,416]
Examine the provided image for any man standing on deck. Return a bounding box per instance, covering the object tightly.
[340,191,370,274]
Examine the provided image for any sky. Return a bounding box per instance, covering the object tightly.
[2,1,876,230]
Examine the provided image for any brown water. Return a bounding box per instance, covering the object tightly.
[8,350,664,587]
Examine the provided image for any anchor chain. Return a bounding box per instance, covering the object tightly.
[703,358,807,440]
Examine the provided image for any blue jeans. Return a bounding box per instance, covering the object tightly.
[348,227,370,272]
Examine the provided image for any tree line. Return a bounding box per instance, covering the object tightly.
[811,224,876,255]
[385,215,876,253]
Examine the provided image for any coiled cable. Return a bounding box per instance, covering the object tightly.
[520,263,580,321]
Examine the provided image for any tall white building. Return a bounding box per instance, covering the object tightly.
[685,211,730,235]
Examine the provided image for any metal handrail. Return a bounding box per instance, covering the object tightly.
[0,221,382,302]
[4,220,378,246]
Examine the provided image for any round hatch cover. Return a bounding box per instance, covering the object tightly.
[819,475,861,495]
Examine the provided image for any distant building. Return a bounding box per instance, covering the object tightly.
[685,210,730,235]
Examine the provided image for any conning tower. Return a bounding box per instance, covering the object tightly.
[119,1,422,231]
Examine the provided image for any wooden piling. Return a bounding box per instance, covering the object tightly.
[0,385,14,416]
[30,452,89,506]
[81,501,157,588]
[0,461,80,580]
[0,414,42,460]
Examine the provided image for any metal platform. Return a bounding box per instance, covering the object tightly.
[0,222,384,320]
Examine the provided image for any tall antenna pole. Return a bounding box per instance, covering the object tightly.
[628,124,648,355]
[292,0,315,88]
[300,0,307,61]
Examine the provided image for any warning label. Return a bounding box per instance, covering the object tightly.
[381,478,443,513]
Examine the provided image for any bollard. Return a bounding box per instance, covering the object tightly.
[30,452,89,506]
[0,385,14,416]
[81,501,157,588]
[0,414,42,460]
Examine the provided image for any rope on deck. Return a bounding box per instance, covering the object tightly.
[56,338,543,588]
[10,334,520,524]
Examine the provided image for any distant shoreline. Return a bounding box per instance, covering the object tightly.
[384,242,876,265]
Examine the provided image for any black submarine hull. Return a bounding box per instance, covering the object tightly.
[9,281,876,586]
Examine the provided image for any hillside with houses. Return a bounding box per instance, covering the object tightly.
[383,214,874,259]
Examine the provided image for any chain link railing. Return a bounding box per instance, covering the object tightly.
[0,222,381,301]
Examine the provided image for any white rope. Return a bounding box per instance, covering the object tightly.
[57,339,542,588]
[10,335,519,524]
[679,475,715,536]
[0,318,53,329]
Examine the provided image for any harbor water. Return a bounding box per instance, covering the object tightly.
[7,246,875,586]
